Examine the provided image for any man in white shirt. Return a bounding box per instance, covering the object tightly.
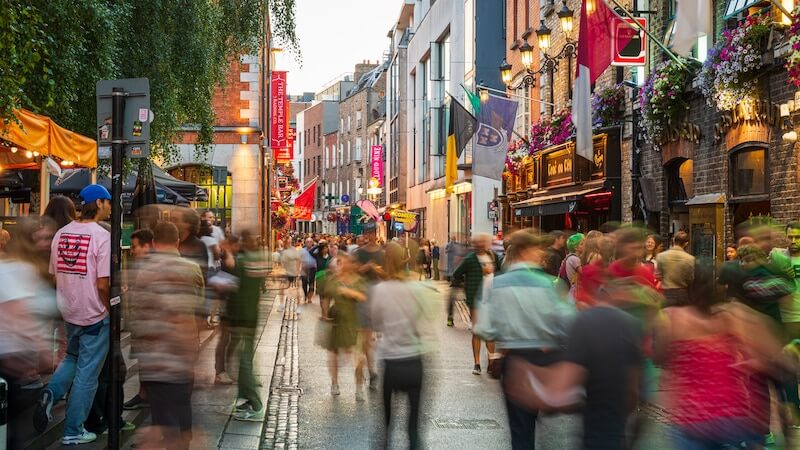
[202,210,226,244]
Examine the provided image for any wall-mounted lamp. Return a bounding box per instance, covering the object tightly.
[240,134,248,144]
[10,146,17,153]
[479,87,489,103]
[536,20,552,51]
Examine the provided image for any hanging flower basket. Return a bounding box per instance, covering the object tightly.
[592,83,626,128]
[640,57,692,147]
[698,14,771,111]
[504,109,575,175]
[785,7,800,86]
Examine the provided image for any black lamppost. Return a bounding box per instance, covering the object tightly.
[500,1,576,111]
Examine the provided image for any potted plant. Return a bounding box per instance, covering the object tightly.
[592,83,626,128]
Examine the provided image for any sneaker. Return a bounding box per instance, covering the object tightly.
[215,372,235,385]
[233,405,265,422]
[331,384,340,396]
[447,318,454,327]
[123,395,150,410]
[233,400,252,413]
[33,388,54,433]
[62,429,97,445]
[764,432,776,446]
[472,364,482,375]
[369,372,379,391]
[355,385,365,402]
[101,421,136,434]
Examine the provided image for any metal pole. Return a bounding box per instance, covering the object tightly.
[109,87,125,449]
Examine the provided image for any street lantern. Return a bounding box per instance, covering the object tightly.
[536,20,552,51]
[558,2,574,34]
[499,60,513,85]
[519,42,535,68]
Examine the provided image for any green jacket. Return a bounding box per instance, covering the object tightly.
[452,251,501,305]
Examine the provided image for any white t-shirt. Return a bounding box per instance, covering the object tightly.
[200,235,218,269]
[50,221,110,326]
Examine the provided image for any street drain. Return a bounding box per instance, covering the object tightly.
[430,418,502,430]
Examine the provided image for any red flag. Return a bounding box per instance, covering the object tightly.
[573,0,633,160]
[291,178,317,221]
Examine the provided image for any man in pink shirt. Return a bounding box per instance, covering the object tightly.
[35,184,112,445]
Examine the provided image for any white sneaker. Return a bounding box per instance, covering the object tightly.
[331,384,340,396]
[214,372,235,385]
[62,429,97,445]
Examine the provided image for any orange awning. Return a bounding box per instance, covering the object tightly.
[0,109,97,168]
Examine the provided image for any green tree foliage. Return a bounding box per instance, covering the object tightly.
[1,0,299,163]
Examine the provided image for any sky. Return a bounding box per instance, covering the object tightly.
[274,0,399,95]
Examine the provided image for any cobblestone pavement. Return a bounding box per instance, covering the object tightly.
[261,295,300,450]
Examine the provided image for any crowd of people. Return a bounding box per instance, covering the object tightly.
[274,222,800,449]
[6,184,800,449]
[0,185,268,448]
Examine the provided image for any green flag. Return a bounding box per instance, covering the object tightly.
[464,87,481,116]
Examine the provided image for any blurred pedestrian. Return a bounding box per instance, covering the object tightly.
[323,252,366,399]
[35,184,112,445]
[452,233,501,375]
[655,262,791,449]
[123,229,153,411]
[355,222,385,390]
[130,221,203,449]
[655,231,695,307]
[231,230,269,421]
[558,233,585,295]
[474,230,575,449]
[44,195,77,231]
[643,234,664,268]
[370,242,438,450]
[300,237,317,303]
[726,244,738,261]
[279,237,301,312]
[0,217,58,448]
[431,239,440,280]
[0,228,9,253]
[543,230,567,276]
[212,234,241,386]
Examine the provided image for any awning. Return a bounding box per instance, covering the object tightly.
[724,0,766,18]
[513,182,605,217]
[685,193,726,206]
[0,109,97,168]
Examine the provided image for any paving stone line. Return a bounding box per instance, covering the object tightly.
[260,296,300,450]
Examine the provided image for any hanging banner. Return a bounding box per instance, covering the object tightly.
[276,127,294,162]
[291,178,317,221]
[370,145,383,186]
[270,71,288,149]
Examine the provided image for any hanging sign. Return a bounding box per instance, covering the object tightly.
[370,145,384,186]
[612,18,646,66]
[270,71,288,149]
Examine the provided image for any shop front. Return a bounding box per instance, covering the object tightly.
[505,129,622,233]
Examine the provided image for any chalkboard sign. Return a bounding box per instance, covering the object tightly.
[691,223,715,260]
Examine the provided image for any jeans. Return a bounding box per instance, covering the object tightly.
[669,418,763,450]
[301,268,316,299]
[502,349,563,450]
[231,326,261,410]
[46,316,110,437]
[382,357,423,450]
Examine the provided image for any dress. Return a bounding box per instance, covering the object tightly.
[324,277,363,350]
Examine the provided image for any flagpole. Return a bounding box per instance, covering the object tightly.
[476,84,556,106]
[604,0,692,73]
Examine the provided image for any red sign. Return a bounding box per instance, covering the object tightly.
[291,178,317,221]
[270,71,288,149]
[275,127,294,162]
[370,145,383,186]
[612,18,646,66]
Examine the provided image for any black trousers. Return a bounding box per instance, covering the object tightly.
[382,356,424,450]
[502,349,563,450]
[301,268,316,298]
[142,381,193,449]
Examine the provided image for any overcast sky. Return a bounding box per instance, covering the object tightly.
[274,0,399,95]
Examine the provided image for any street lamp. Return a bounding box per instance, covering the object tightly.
[499,60,513,85]
[558,2,574,34]
[536,20,552,51]
[519,42,535,68]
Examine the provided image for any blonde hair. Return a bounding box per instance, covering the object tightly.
[384,242,408,280]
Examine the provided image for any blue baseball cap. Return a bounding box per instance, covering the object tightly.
[79,184,112,205]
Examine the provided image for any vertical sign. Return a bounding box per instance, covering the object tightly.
[612,18,646,66]
[370,145,384,186]
[276,127,294,163]
[270,71,288,149]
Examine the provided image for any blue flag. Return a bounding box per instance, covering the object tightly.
[472,93,518,180]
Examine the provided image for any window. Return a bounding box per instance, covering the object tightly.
[347,141,351,162]
[514,85,531,138]
[317,156,321,176]
[464,0,475,76]
[356,111,362,129]
[317,125,321,142]
[731,147,767,197]
[348,116,351,132]
[355,137,362,161]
